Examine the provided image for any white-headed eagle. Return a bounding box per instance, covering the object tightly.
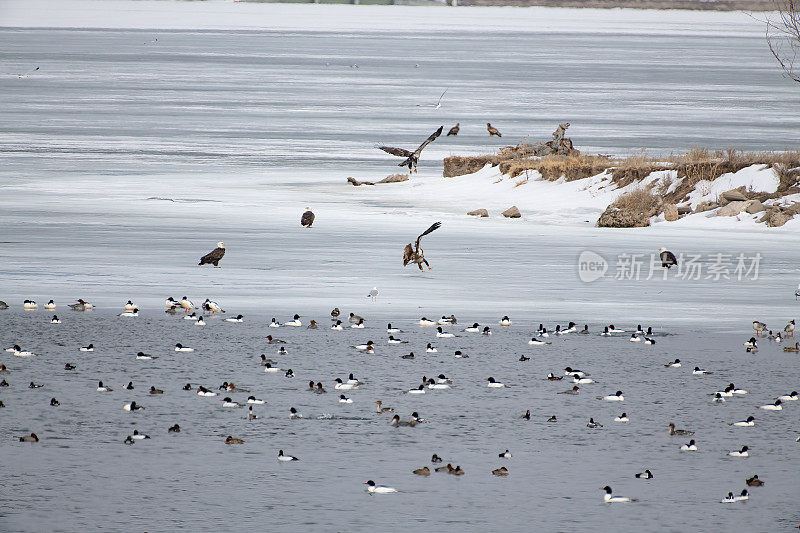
[199,242,226,267]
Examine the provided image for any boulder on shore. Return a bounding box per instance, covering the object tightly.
[719,187,748,204]
[663,203,679,221]
[716,200,748,217]
[502,206,521,218]
[744,199,766,214]
[467,209,489,217]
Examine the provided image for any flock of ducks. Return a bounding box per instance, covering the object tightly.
[2,298,798,501]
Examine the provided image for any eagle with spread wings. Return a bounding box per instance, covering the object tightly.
[379,126,443,173]
[403,222,441,271]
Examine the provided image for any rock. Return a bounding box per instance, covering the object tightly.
[744,199,765,214]
[502,206,521,218]
[347,177,374,186]
[769,209,793,227]
[443,156,496,178]
[786,201,800,215]
[663,203,679,222]
[467,209,489,217]
[694,201,718,213]
[597,189,662,228]
[720,187,748,203]
[716,201,748,217]
[376,173,409,184]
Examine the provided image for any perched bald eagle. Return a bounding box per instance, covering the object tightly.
[301,208,315,228]
[199,242,226,267]
[659,248,677,269]
[403,222,441,271]
[447,123,460,136]
[379,126,443,173]
[487,123,502,137]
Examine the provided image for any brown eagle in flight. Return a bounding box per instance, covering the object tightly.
[403,222,441,271]
[379,126,443,173]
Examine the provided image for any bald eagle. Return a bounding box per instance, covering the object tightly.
[487,123,502,137]
[659,248,677,269]
[379,126,443,173]
[199,242,226,267]
[403,222,441,271]
[301,208,315,228]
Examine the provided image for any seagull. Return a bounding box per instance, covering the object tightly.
[367,287,378,301]
[416,88,448,109]
[18,66,39,79]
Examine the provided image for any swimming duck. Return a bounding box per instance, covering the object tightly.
[463,323,480,333]
[559,386,580,395]
[664,359,681,368]
[126,381,134,390]
[600,326,611,336]
[784,342,799,353]
[352,341,374,351]
[387,324,403,333]
[182,383,192,390]
[564,367,588,378]
[680,439,698,451]
[79,344,94,352]
[547,415,557,422]
[528,338,551,345]
[183,312,198,321]
[50,315,61,324]
[194,317,206,326]
[499,316,512,326]
[284,369,294,378]
[486,377,505,388]
[482,326,492,335]
[668,423,694,436]
[289,407,303,419]
[221,397,241,407]
[351,318,365,329]
[264,363,281,373]
[338,394,353,403]
[118,308,139,317]
[579,325,589,334]
[135,352,156,360]
[149,386,164,394]
[745,475,764,487]
[97,381,113,392]
[68,299,92,311]
[269,318,281,328]
[734,490,749,502]
[629,334,641,343]
[419,317,436,327]
[387,336,408,344]
[498,449,512,458]
[519,354,530,361]
[712,393,726,403]
[50,397,60,406]
[224,315,244,323]
[492,466,509,476]
[600,391,624,401]
[334,378,357,390]
[307,320,318,329]
[365,480,397,494]
[547,373,563,381]
[174,343,194,352]
[615,413,629,422]
[601,486,635,503]
[608,325,625,333]
[28,381,44,389]
[644,337,656,345]
[168,424,181,433]
[390,414,416,427]
[349,313,364,324]
[721,492,737,503]
[426,379,450,390]
[196,386,217,396]
[731,416,755,427]
[124,435,135,445]
[426,343,437,353]
[44,300,56,310]
[413,466,431,476]
[19,432,39,442]
[331,320,344,331]
[454,350,468,358]
[247,396,265,404]
[401,352,415,359]
[132,430,150,440]
[693,367,712,375]
[375,401,394,413]
[759,400,783,410]
[405,384,426,394]
[778,391,798,401]
[586,418,603,428]
[573,375,594,384]
[123,401,144,411]
[23,299,38,310]
[282,314,301,327]
[225,436,244,445]
[0,364,8,373]
[728,445,749,457]
[635,469,653,479]
[436,327,454,338]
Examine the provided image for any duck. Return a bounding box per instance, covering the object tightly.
[0,301,7,310]
[19,432,39,442]
[629,334,641,343]
[334,378,358,390]
[375,401,394,413]
[608,325,625,333]
[562,322,577,334]
[573,375,594,384]
[753,320,767,336]
[499,316,512,326]
[50,397,60,406]
[413,466,430,476]
[351,318,365,329]
[482,326,492,335]
[269,318,281,328]
[427,379,450,390]
[746,475,764,487]
[547,415,557,422]
[174,343,194,352]
[183,312,199,321]
[196,386,217,396]
[635,325,645,335]
[463,323,480,333]
[451,466,465,476]
[224,315,244,323]
[601,486,636,503]
[225,436,244,445]
[194,317,206,326]
[352,341,374,351]
[559,386,580,395]
[728,446,750,457]
[439,315,457,325]
[600,391,624,401]
[349,313,364,324]
[182,383,192,390]
[668,423,694,436]
[693,367,712,375]
[498,449,512,458]
[330,308,340,319]
[23,299,38,310]
[264,363,281,373]
[426,343,437,353]
[614,413,629,422]
[644,337,656,345]
[731,416,756,427]
[339,394,353,403]
[635,469,653,479]
[247,396,265,404]
[664,359,681,368]
[12,346,37,357]
[390,415,416,427]
[528,338,551,345]
[124,435,135,445]
[521,410,531,420]
[118,308,139,317]
[564,367,588,378]
[307,320,318,329]
[285,369,294,378]
[168,424,181,433]
[680,439,698,451]
[734,489,749,502]
[784,342,799,353]
[586,418,603,428]
[519,354,530,361]
[277,449,299,461]
[125,382,134,390]
[486,377,505,388]
[28,381,44,389]
[540,327,549,337]
[387,336,407,344]
[778,391,798,401]
[405,384,426,394]
[759,400,783,410]
[744,337,758,349]
[149,386,164,394]
[712,393,726,403]
[547,373,563,381]
[721,492,737,503]
[97,381,113,392]
[289,407,303,419]
[123,401,144,411]
[419,317,436,327]
[785,319,795,337]
[44,300,56,310]
[0,364,9,373]
[364,480,397,494]
[248,406,259,420]
[79,344,94,352]
[265,335,285,345]
[331,320,344,331]
[401,352,415,359]
[600,326,611,336]
[132,430,150,440]
[70,299,93,311]
[387,324,403,334]
[179,297,195,312]
[135,352,156,360]
[436,327,454,338]
[202,299,225,314]
[579,325,590,334]
[50,315,61,324]
[278,346,288,356]
[454,350,468,358]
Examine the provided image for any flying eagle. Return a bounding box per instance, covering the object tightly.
[659,248,677,269]
[379,126,443,173]
[301,208,315,228]
[403,222,441,271]
[487,123,502,137]
[199,242,226,268]
[447,123,460,136]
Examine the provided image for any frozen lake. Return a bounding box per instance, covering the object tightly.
[1,1,800,531]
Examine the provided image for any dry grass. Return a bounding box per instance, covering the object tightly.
[610,188,661,212]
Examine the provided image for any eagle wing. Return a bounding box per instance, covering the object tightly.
[403,243,414,265]
[199,247,225,265]
[379,146,414,158]
[412,126,443,157]
[414,221,442,250]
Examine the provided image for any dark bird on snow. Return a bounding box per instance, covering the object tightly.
[447,123,460,136]
[487,123,502,137]
[199,242,226,268]
[301,207,315,228]
[659,248,677,269]
[379,126,443,173]
[403,221,441,271]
